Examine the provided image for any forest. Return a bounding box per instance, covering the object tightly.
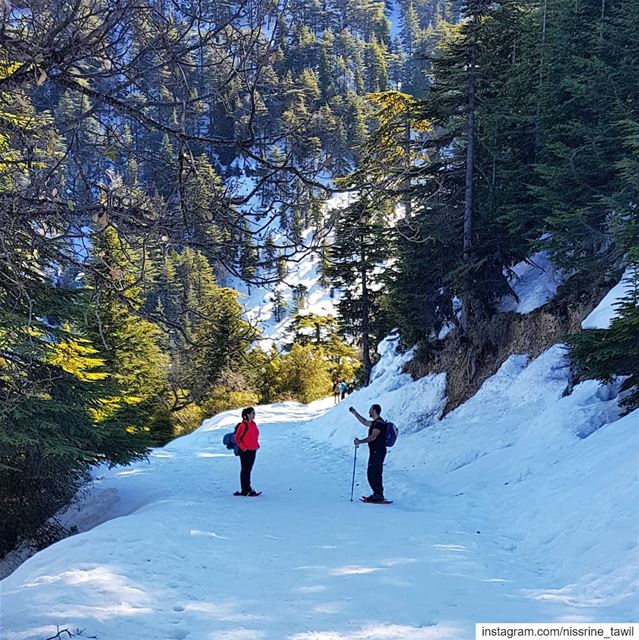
[0,0,637,557]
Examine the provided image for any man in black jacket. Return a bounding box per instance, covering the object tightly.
[349,404,387,502]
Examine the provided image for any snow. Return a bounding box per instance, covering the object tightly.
[498,252,565,315]
[388,0,403,41]
[582,267,637,330]
[230,192,356,350]
[2,338,638,639]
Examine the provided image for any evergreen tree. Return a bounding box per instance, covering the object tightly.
[273,289,288,322]
[319,238,331,287]
[530,0,625,277]
[146,247,254,407]
[392,2,533,343]
[327,194,392,382]
[88,227,170,442]
[318,30,338,104]
[289,312,337,346]
[0,62,151,554]
[189,286,256,402]
[182,154,237,268]
[239,224,260,284]
[401,0,421,55]
[569,270,639,413]
[365,37,390,92]
[267,343,333,403]
[276,250,289,281]
[292,284,309,311]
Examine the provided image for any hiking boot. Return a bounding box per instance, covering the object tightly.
[247,490,260,497]
[369,494,385,502]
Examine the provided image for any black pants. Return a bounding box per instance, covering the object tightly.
[239,449,256,494]
[367,451,386,497]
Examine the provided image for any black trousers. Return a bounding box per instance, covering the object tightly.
[367,451,386,497]
[239,449,256,494]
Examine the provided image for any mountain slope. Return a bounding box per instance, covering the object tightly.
[2,340,637,640]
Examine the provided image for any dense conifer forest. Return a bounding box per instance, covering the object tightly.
[0,0,637,556]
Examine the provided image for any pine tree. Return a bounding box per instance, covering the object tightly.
[54,90,105,208]
[189,285,256,402]
[569,270,639,413]
[239,224,260,284]
[276,250,289,281]
[365,37,389,92]
[273,289,288,322]
[319,238,331,287]
[0,327,149,555]
[530,0,628,276]
[182,154,236,268]
[268,343,333,403]
[0,61,151,554]
[401,0,421,55]
[289,312,336,346]
[394,2,531,342]
[327,194,392,382]
[292,283,309,311]
[318,30,338,103]
[146,247,254,407]
[88,226,170,442]
[287,311,360,380]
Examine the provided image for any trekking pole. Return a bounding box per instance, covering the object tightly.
[350,445,358,502]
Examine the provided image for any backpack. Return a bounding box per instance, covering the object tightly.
[222,432,236,450]
[222,422,248,456]
[385,420,398,447]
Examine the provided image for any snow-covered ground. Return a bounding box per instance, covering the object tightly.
[2,334,638,639]
[228,192,356,350]
[3,203,639,638]
[582,267,638,330]
[498,252,565,315]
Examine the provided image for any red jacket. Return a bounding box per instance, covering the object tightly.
[235,419,260,451]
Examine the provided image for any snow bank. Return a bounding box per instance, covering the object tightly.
[303,338,639,612]
[2,328,638,640]
[582,267,637,329]
[498,252,565,314]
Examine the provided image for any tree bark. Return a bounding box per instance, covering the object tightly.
[403,103,413,219]
[534,0,548,156]
[463,10,477,263]
[360,229,373,384]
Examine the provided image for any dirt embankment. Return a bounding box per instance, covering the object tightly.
[407,275,619,415]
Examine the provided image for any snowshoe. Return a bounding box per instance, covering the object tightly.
[360,496,393,504]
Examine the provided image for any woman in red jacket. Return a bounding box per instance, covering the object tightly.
[233,407,261,496]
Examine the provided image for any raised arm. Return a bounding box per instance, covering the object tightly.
[349,407,372,427]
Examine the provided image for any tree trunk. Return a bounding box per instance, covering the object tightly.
[462,4,478,334]
[360,230,373,384]
[534,0,548,156]
[403,104,412,219]
[463,10,477,262]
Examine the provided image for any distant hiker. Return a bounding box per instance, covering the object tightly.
[349,404,387,502]
[333,379,341,404]
[339,380,347,401]
[234,407,261,497]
